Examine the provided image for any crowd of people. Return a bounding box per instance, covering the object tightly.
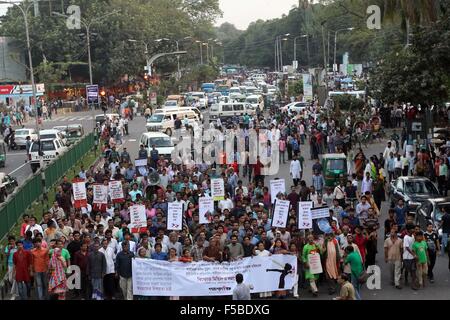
[3,96,450,302]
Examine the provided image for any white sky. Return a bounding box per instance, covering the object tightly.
[217,0,299,30]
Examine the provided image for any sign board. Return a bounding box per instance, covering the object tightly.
[310,206,329,220]
[270,179,286,204]
[109,180,125,203]
[72,179,87,209]
[302,74,313,101]
[412,122,422,132]
[150,92,157,105]
[211,178,225,201]
[167,202,183,230]
[271,200,290,228]
[86,84,99,105]
[135,158,148,167]
[292,60,298,70]
[93,184,108,205]
[130,205,147,229]
[0,84,45,96]
[199,197,214,224]
[298,201,313,229]
[308,253,323,274]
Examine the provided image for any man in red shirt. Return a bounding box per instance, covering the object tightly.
[13,240,32,300]
[253,156,264,186]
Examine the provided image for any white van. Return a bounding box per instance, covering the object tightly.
[146,108,201,136]
[29,138,67,173]
[139,132,175,160]
[209,102,256,121]
[157,106,204,122]
[245,95,264,112]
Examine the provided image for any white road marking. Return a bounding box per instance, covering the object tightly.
[9,161,29,175]
[128,139,136,142]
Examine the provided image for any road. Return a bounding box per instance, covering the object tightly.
[5,107,450,300]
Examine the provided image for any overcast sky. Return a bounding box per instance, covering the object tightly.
[217,0,299,30]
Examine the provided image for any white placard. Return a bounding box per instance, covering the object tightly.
[271,199,290,228]
[132,254,297,296]
[211,178,225,201]
[130,205,147,229]
[199,197,214,224]
[135,158,147,167]
[311,206,329,220]
[167,202,183,230]
[270,179,286,203]
[73,181,86,201]
[298,201,313,229]
[93,184,108,205]
[109,180,124,202]
[308,253,323,274]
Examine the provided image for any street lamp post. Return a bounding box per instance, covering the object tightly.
[203,43,209,64]
[128,39,151,75]
[155,38,181,79]
[195,40,203,64]
[293,34,308,69]
[52,10,119,84]
[275,33,290,72]
[333,27,354,72]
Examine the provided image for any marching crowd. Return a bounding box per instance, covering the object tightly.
[3,101,450,301]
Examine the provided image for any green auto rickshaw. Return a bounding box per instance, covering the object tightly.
[0,141,6,167]
[322,153,348,187]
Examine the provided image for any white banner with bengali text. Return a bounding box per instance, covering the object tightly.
[93,184,108,205]
[132,254,297,296]
[211,178,225,201]
[270,179,286,203]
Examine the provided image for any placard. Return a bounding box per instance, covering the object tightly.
[298,201,313,229]
[135,158,148,167]
[132,254,297,296]
[167,202,183,230]
[311,206,329,220]
[270,179,286,203]
[211,178,225,201]
[308,253,323,274]
[199,197,214,224]
[130,205,147,229]
[109,180,125,203]
[93,184,108,205]
[72,178,87,209]
[271,199,290,228]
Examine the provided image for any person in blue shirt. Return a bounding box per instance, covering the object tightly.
[394,199,407,228]
[129,183,143,202]
[387,153,395,182]
[151,243,168,260]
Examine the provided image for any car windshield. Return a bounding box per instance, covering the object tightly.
[40,134,57,140]
[165,101,177,107]
[327,159,345,171]
[147,115,164,123]
[15,130,29,136]
[31,140,55,152]
[67,130,82,138]
[405,181,439,195]
[149,137,173,148]
[191,94,204,99]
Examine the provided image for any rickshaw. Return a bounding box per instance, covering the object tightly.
[322,153,348,187]
[0,141,6,167]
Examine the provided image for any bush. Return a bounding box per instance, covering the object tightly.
[331,94,364,111]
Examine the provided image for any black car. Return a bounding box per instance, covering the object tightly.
[389,176,441,214]
[415,197,450,234]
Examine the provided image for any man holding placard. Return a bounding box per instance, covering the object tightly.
[303,234,322,297]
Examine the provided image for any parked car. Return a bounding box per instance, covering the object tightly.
[415,197,450,236]
[389,176,441,215]
[0,172,18,203]
[15,128,38,148]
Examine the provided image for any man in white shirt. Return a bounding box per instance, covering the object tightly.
[99,238,116,300]
[356,196,371,225]
[361,172,373,194]
[394,154,403,178]
[25,216,43,239]
[383,142,396,163]
[290,156,302,187]
[218,193,234,212]
[402,227,418,290]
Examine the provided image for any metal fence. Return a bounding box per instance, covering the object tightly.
[0,132,94,242]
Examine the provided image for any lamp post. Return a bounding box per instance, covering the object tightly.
[333,27,354,72]
[52,10,119,85]
[156,38,182,80]
[202,42,209,64]
[127,39,152,76]
[293,34,308,69]
[195,40,203,65]
[275,33,290,71]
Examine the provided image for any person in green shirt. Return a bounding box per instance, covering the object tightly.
[344,245,363,300]
[49,239,71,272]
[412,231,429,288]
[302,234,321,297]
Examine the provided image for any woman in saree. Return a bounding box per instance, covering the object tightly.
[354,149,366,180]
[48,248,67,300]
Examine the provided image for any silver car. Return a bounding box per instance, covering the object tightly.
[14,128,38,148]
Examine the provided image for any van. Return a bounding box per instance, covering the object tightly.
[189,92,207,109]
[139,132,175,160]
[39,129,67,146]
[29,138,67,173]
[245,95,264,112]
[156,106,203,122]
[209,102,256,121]
[146,108,201,136]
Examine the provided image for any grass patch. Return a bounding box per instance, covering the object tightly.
[0,145,100,283]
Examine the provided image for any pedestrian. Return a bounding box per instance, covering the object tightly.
[232,273,251,300]
[87,241,107,300]
[344,245,363,300]
[384,229,403,289]
[48,248,67,300]
[290,155,301,187]
[13,240,32,300]
[403,225,418,290]
[302,234,321,297]
[333,273,356,300]
[424,222,439,283]
[115,241,134,300]
[31,238,49,300]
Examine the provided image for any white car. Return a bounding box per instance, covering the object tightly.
[140,132,175,160]
[39,129,67,146]
[29,138,67,173]
[189,92,207,109]
[282,102,310,114]
[14,128,38,148]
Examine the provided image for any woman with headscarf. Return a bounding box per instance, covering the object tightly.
[354,149,366,180]
[48,248,67,300]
